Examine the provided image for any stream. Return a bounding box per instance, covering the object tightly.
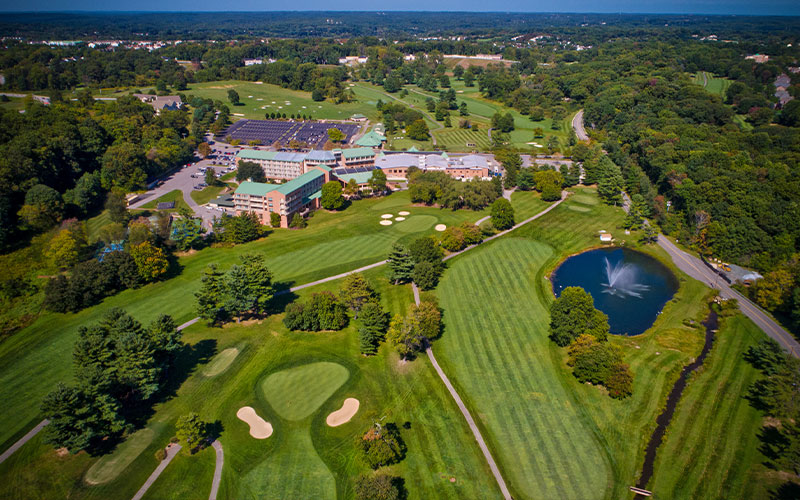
[634,308,719,497]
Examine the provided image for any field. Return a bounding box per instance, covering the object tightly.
[138,189,191,211]
[190,183,234,205]
[186,80,379,122]
[692,72,732,97]
[649,314,776,498]
[434,187,724,499]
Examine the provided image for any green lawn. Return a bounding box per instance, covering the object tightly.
[0,190,488,453]
[434,187,715,499]
[190,183,233,205]
[649,314,779,498]
[509,190,552,220]
[692,72,732,97]
[186,80,379,122]
[0,266,503,500]
[261,362,350,420]
[138,189,191,211]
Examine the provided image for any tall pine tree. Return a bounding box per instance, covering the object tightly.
[387,243,414,285]
[358,301,388,355]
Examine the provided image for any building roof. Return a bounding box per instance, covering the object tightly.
[355,130,387,147]
[237,149,277,161]
[338,171,374,185]
[308,190,322,200]
[310,164,333,172]
[274,169,325,195]
[212,195,235,208]
[274,152,306,163]
[235,181,280,196]
[342,147,376,160]
[305,150,336,162]
[407,145,419,152]
[350,113,367,119]
[376,153,418,168]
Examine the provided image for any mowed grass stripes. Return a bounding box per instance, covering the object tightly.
[436,238,610,500]
[650,314,771,499]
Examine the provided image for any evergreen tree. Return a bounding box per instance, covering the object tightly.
[358,301,388,355]
[387,243,414,284]
[597,156,624,205]
[196,264,226,324]
[339,273,378,317]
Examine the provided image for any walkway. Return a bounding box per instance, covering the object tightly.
[0,419,49,465]
[131,443,181,500]
[208,440,223,500]
[412,283,512,499]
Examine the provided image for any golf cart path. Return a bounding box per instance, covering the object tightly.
[209,440,223,500]
[572,109,589,141]
[413,283,511,500]
[0,419,49,465]
[131,443,181,500]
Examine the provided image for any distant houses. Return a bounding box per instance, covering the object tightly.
[133,94,183,114]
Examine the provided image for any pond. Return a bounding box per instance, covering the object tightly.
[550,247,679,335]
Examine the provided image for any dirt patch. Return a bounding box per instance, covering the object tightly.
[236,407,273,439]
[326,398,360,427]
[174,249,198,257]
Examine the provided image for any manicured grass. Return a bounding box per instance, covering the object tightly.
[692,72,732,97]
[649,314,778,499]
[190,183,233,205]
[85,427,156,485]
[138,189,190,211]
[0,267,502,500]
[0,96,27,112]
[434,188,714,499]
[260,362,350,421]
[509,190,552,220]
[201,347,239,377]
[435,127,492,152]
[0,190,487,453]
[395,215,437,233]
[186,80,378,122]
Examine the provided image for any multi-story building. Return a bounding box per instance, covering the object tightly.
[375,152,492,182]
[237,148,373,180]
[233,165,333,228]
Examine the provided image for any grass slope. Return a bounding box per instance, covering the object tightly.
[649,314,776,499]
[138,189,190,211]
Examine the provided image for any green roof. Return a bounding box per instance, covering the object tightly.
[337,171,373,185]
[355,131,386,147]
[235,181,280,196]
[274,169,325,195]
[407,145,419,152]
[342,147,376,159]
[310,164,332,172]
[308,190,322,200]
[237,149,277,161]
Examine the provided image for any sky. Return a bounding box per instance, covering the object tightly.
[3,0,800,15]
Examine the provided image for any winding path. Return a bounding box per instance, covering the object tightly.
[572,109,589,141]
[208,440,223,500]
[131,443,181,500]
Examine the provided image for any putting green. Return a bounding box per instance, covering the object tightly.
[566,204,591,212]
[395,215,437,233]
[202,347,239,377]
[370,195,411,211]
[85,427,155,485]
[570,194,598,206]
[260,362,349,421]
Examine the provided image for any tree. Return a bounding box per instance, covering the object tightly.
[383,73,402,93]
[490,198,514,230]
[357,423,406,469]
[534,170,563,201]
[359,301,389,355]
[197,142,211,158]
[270,212,281,228]
[236,161,266,183]
[101,142,147,190]
[283,291,349,331]
[517,168,535,191]
[387,301,441,359]
[752,269,794,311]
[354,474,403,500]
[463,69,475,87]
[46,229,83,269]
[312,89,325,102]
[453,65,465,80]
[321,181,345,210]
[596,157,624,205]
[387,243,414,284]
[223,254,274,320]
[130,242,169,282]
[289,213,307,229]
[339,273,377,317]
[105,191,129,224]
[196,264,226,325]
[328,128,345,143]
[495,149,521,187]
[41,383,124,453]
[409,236,444,270]
[344,178,360,198]
[369,169,388,194]
[215,212,264,244]
[18,184,64,231]
[549,287,610,346]
[227,89,240,106]
[175,412,208,452]
[170,217,205,250]
[567,334,632,399]
[204,168,217,186]
[98,222,126,245]
[413,260,440,291]
[406,119,430,141]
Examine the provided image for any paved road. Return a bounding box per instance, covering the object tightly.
[208,440,223,500]
[657,235,800,356]
[572,109,589,141]
[131,443,181,500]
[0,419,49,465]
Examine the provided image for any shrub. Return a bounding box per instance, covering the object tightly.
[357,423,406,469]
[354,474,403,500]
[155,448,167,461]
[270,212,281,228]
[283,292,349,331]
[490,198,514,230]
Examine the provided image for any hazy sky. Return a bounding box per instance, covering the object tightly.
[3,0,800,15]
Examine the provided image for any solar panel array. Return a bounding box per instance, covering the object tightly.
[333,166,376,175]
[218,120,360,149]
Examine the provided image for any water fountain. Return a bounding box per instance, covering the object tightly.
[602,258,650,298]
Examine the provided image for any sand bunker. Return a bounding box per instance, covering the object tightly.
[380,220,393,226]
[237,407,273,439]
[381,214,394,219]
[395,217,406,221]
[435,224,447,231]
[326,398,360,427]
[398,211,410,216]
